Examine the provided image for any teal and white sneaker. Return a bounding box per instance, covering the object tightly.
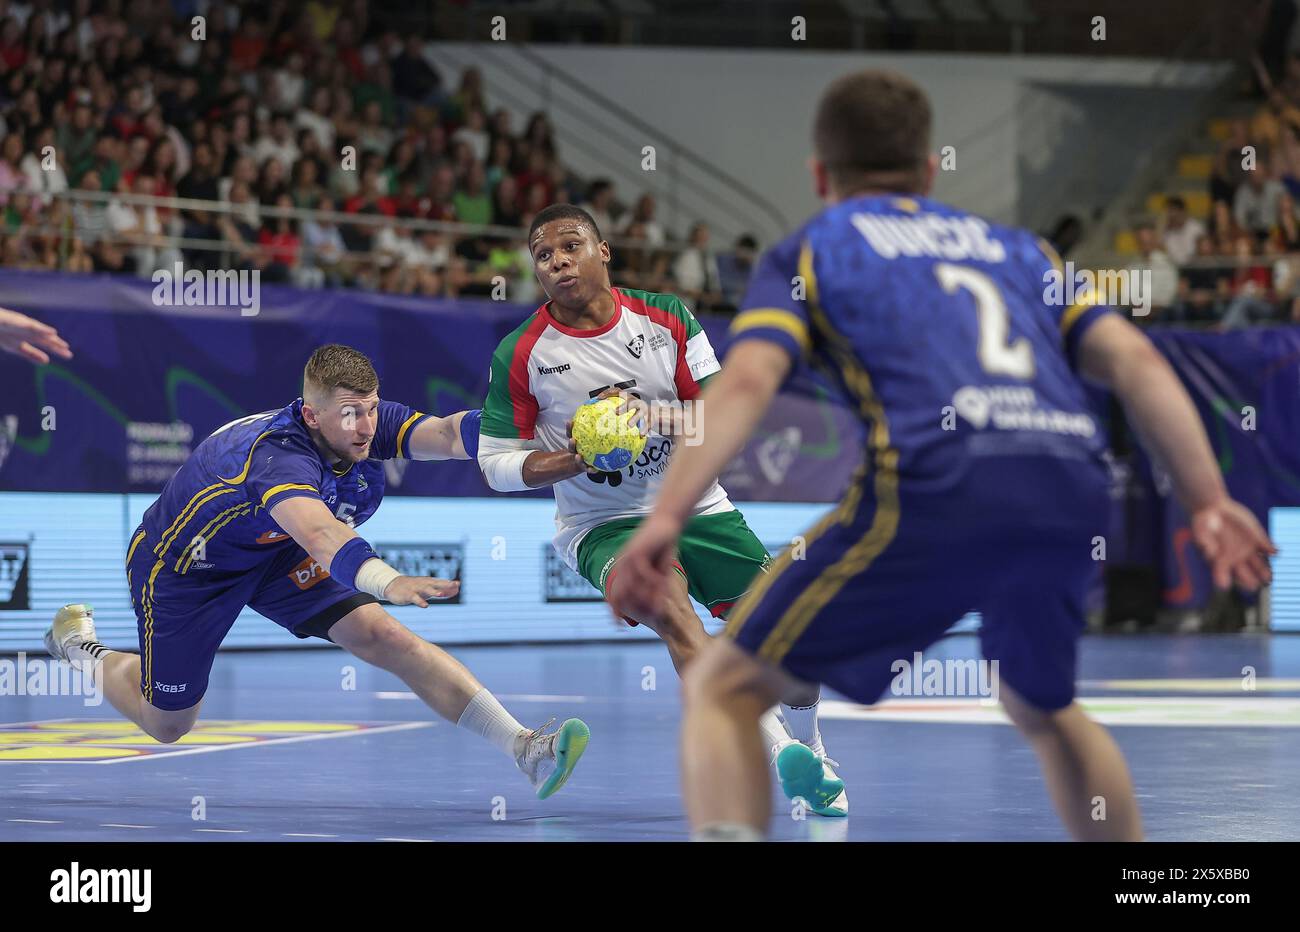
[775,741,848,817]
[516,718,590,799]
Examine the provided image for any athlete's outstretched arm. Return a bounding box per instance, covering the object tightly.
[477,431,588,490]
[406,410,471,460]
[269,496,458,606]
[1077,314,1275,588]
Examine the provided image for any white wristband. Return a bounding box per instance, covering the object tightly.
[355,557,402,599]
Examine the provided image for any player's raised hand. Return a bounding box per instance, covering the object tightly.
[384,576,460,608]
[1190,497,1277,591]
[606,513,683,624]
[0,307,73,364]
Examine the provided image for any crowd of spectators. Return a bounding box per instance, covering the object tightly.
[0,0,756,311]
[1133,49,1300,327]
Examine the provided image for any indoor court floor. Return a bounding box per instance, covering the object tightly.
[3,634,1298,842]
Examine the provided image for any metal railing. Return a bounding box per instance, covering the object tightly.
[0,188,741,306]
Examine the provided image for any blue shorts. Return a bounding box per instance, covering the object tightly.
[725,455,1109,711]
[125,526,377,711]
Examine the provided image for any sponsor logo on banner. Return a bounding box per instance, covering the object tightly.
[126,421,194,487]
[542,546,602,602]
[376,543,464,603]
[0,542,30,609]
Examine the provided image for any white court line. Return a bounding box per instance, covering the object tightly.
[194,829,248,834]
[0,717,76,728]
[7,818,61,824]
[96,721,434,765]
[376,837,435,842]
[375,691,588,703]
[100,823,153,829]
[283,833,337,838]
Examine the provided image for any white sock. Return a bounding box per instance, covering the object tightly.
[759,708,791,751]
[456,688,527,759]
[67,640,114,667]
[780,697,822,751]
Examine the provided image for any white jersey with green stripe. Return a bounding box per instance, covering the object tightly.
[479,286,733,569]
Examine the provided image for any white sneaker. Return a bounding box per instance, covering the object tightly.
[514,717,591,799]
[43,603,97,661]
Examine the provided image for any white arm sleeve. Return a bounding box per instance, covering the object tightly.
[477,434,541,492]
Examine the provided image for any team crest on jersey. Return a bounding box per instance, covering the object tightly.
[626,335,645,358]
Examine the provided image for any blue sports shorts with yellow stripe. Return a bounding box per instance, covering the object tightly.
[126,525,376,711]
[724,455,1109,712]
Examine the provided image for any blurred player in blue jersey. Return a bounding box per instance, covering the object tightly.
[43,344,589,799]
[609,69,1276,840]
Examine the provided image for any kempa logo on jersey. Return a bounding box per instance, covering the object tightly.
[50,862,151,912]
[0,541,30,609]
[537,362,571,375]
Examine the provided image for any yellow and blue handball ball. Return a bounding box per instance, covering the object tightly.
[571,396,647,472]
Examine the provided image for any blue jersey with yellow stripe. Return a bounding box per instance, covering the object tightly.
[731,194,1111,494]
[136,399,430,576]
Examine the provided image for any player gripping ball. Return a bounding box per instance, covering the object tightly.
[570,395,647,472]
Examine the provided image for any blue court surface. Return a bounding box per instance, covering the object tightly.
[3,634,1299,842]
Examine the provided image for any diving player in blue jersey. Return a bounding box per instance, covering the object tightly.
[609,69,1276,840]
[43,344,589,799]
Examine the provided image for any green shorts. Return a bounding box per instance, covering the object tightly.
[575,509,771,618]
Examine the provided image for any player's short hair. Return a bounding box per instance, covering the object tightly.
[814,69,932,196]
[528,204,602,248]
[303,344,379,402]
